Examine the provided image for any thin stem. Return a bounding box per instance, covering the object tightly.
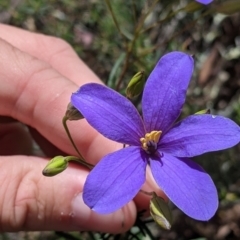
[115,50,130,91]
[62,116,84,159]
[115,0,159,91]
[65,156,94,169]
[62,117,94,169]
[141,7,181,34]
[139,9,210,57]
[135,0,159,34]
[104,0,127,41]
[131,0,137,27]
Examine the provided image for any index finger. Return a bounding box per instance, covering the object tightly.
[0,38,119,164]
[0,23,100,86]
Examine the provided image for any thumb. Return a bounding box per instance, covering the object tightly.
[0,156,136,233]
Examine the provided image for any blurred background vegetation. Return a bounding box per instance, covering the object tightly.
[0,0,240,239]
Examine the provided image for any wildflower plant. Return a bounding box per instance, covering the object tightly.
[71,51,240,221]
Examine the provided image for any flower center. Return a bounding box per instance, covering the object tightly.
[140,131,162,154]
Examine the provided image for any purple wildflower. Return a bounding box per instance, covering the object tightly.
[195,0,213,4]
[71,52,240,221]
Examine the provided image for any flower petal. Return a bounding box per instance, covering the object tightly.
[83,146,147,214]
[71,83,145,145]
[195,0,213,5]
[150,153,218,220]
[142,52,194,133]
[160,114,240,157]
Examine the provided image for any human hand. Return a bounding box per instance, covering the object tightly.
[0,24,163,233]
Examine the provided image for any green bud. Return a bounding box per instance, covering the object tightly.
[42,156,68,177]
[126,71,145,99]
[65,102,84,121]
[195,109,211,115]
[150,192,172,230]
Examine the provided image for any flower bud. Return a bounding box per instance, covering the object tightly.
[150,192,172,230]
[195,109,211,115]
[42,156,68,177]
[126,71,145,98]
[65,102,84,121]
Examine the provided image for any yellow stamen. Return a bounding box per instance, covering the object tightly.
[140,131,162,152]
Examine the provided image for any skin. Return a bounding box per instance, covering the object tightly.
[0,23,164,233]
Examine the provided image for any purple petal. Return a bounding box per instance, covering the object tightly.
[83,146,147,214]
[160,114,240,157]
[142,52,194,133]
[195,0,213,5]
[71,83,145,145]
[150,153,218,220]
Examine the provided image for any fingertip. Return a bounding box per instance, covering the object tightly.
[71,193,136,233]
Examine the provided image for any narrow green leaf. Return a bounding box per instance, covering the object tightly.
[108,53,126,88]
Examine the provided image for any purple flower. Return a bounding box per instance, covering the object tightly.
[71,52,240,220]
[195,0,213,4]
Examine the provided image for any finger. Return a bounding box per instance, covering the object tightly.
[0,155,136,232]
[0,38,119,164]
[0,23,100,86]
[0,24,111,159]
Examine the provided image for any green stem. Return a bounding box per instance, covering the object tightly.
[62,116,93,169]
[141,7,181,34]
[139,9,211,57]
[104,0,127,41]
[63,116,83,158]
[131,0,137,27]
[115,0,159,91]
[65,156,94,169]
